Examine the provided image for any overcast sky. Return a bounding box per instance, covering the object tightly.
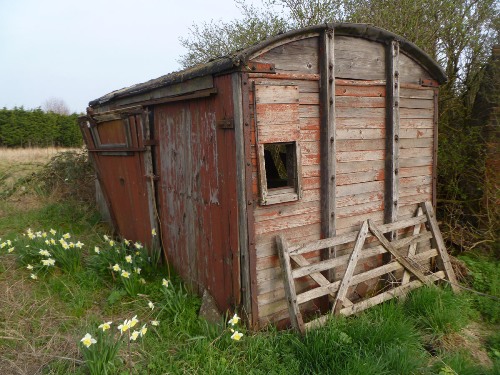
[0,0,257,113]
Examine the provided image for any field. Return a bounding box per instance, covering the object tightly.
[0,147,499,375]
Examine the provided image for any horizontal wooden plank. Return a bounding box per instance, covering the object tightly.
[337,160,385,174]
[336,169,384,186]
[400,87,434,99]
[337,200,384,218]
[256,103,300,126]
[335,107,385,119]
[399,157,433,168]
[399,165,432,178]
[336,96,385,108]
[254,200,320,223]
[299,105,320,118]
[398,52,432,84]
[337,139,385,151]
[400,147,432,159]
[400,97,434,109]
[300,92,319,105]
[337,149,385,162]
[337,190,384,207]
[335,36,385,81]
[400,138,433,149]
[336,85,385,97]
[337,180,384,197]
[400,108,434,119]
[251,78,319,93]
[336,117,385,129]
[255,84,300,104]
[400,128,433,138]
[337,128,385,139]
[400,118,434,129]
[254,208,321,235]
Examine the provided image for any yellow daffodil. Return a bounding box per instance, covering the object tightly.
[39,249,51,257]
[27,264,33,270]
[135,251,140,255]
[75,241,84,248]
[50,239,56,245]
[42,232,47,238]
[140,324,147,337]
[228,313,240,326]
[69,242,75,248]
[130,330,140,341]
[162,278,169,288]
[112,264,121,272]
[134,267,141,274]
[80,333,97,348]
[49,229,57,235]
[130,315,139,328]
[148,301,154,310]
[44,240,50,245]
[230,331,244,341]
[121,270,130,278]
[98,321,112,331]
[125,255,132,263]
[151,229,157,237]
[151,320,159,326]
[42,258,55,266]
[94,246,100,254]
[62,233,71,239]
[134,242,143,249]
[118,319,131,333]
[139,278,146,284]
[0,242,6,248]
[8,247,14,253]
[30,273,38,280]
[28,233,35,239]
[124,239,130,245]
[109,240,115,246]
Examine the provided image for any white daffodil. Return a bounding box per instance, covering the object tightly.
[162,278,169,288]
[109,240,115,246]
[140,324,147,337]
[125,255,132,263]
[49,229,57,235]
[30,273,38,280]
[230,331,244,341]
[151,229,157,237]
[134,242,143,249]
[130,315,138,328]
[228,313,240,326]
[50,239,56,245]
[42,258,55,266]
[98,321,112,331]
[94,246,100,254]
[139,278,146,285]
[121,270,130,278]
[62,233,71,239]
[81,333,97,348]
[8,247,14,253]
[75,241,84,248]
[130,330,140,341]
[134,267,141,274]
[118,319,131,333]
[148,301,154,310]
[112,264,121,272]
[103,234,109,241]
[39,249,51,257]
[124,239,130,246]
[27,264,33,270]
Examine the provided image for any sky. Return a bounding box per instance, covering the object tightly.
[0,0,257,114]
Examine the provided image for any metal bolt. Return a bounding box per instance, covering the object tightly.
[247,162,251,166]
[330,136,334,143]
[330,97,334,105]
[329,63,333,70]
[394,168,399,175]
[394,135,399,141]
[394,100,399,107]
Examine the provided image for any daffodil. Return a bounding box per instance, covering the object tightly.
[140,324,147,337]
[124,239,130,246]
[118,319,131,333]
[112,264,121,272]
[151,229,157,237]
[49,229,57,235]
[130,315,139,328]
[8,247,14,253]
[0,242,6,248]
[228,313,240,326]
[98,321,112,331]
[121,270,130,278]
[94,246,100,254]
[44,240,50,245]
[50,239,56,245]
[69,242,75,248]
[134,267,141,274]
[134,242,143,249]
[42,258,55,266]
[230,331,244,341]
[162,278,169,287]
[59,239,67,246]
[36,231,42,238]
[103,234,110,241]
[139,278,146,284]
[75,241,84,248]
[151,320,159,326]
[130,330,140,341]
[80,333,97,348]
[125,255,132,263]
[27,264,33,270]
[28,233,35,239]
[41,232,47,238]
[30,273,38,280]
[62,233,71,239]
[39,249,51,257]
[148,301,154,310]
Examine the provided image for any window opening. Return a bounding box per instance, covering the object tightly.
[264,143,296,189]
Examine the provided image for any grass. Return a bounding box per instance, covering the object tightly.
[1,148,499,374]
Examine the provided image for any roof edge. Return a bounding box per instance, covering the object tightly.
[89,23,447,108]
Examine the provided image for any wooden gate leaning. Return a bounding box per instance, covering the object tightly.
[277,201,459,333]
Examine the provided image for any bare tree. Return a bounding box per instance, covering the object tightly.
[43,97,71,115]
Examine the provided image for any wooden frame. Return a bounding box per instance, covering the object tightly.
[277,201,458,333]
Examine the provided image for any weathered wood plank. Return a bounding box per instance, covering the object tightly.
[400,87,434,99]
[337,149,385,162]
[336,84,385,97]
[402,207,424,285]
[335,107,385,118]
[276,234,305,333]
[335,36,385,80]
[399,52,432,84]
[336,169,385,186]
[337,139,385,151]
[368,220,430,285]
[255,84,300,104]
[337,160,385,174]
[337,180,384,197]
[420,201,460,292]
[333,221,369,313]
[336,96,386,108]
[336,117,385,129]
[400,98,434,109]
[336,128,385,139]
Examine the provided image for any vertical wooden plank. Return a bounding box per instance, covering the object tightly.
[420,201,460,292]
[242,74,259,328]
[401,207,423,285]
[384,40,400,238]
[320,28,336,281]
[232,72,251,319]
[432,89,438,208]
[332,220,369,313]
[276,234,305,333]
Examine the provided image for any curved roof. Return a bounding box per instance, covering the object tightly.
[89,23,447,108]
